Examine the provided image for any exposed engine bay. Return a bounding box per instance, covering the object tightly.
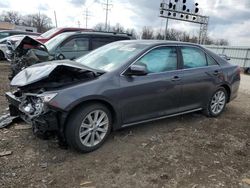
[4,60,104,139]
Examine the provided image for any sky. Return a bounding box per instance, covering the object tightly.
[0,0,250,46]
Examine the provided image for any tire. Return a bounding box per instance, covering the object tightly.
[0,50,5,61]
[65,103,112,153]
[203,87,228,117]
[246,68,250,75]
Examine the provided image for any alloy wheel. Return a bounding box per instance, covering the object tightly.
[210,90,226,115]
[79,110,109,147]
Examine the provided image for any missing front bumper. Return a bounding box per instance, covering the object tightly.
[5,92,60,134]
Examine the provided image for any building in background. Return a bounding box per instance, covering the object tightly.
[0,22,37,32]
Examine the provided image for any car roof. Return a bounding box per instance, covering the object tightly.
[115,39,202,47]
[58,31,132,38]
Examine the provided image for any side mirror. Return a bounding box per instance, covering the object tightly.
[125,64,148,76]
[219,54,230,61]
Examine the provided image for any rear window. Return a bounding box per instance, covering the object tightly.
[92,36,130,50]
[92,38,113,50]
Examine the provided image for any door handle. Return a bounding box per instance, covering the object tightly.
[171,75,181,81]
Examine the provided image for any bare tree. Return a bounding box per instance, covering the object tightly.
[23,13,52,33]
[0,11,22,25]
[93,23,106,31]
[141,26,154,39]
[111,23,125,33]
[215,39,229,46]
[154,29,164,40]
[126,28,137,39]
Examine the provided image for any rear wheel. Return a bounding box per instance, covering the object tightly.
[204,87,228,117]
[65,103,112,152]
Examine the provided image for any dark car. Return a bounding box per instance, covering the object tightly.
[6,40,240,152]
[0,30,40,40]
[45,31,132,60]
[36,27,93,43]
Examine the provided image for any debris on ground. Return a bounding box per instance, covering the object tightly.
[14,124,32,130]
[0,150,12,157]
[0,113,18,129]
[242,178,250,185]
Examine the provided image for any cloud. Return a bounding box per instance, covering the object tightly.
[0,1,10,8]
[37,3,49,11]
[69,0,87,7]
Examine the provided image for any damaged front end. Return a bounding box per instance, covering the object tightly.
[5,60,104,139]
[6,36,51,80]
[6,90,61,136]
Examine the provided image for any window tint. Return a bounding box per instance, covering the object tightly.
[181,47,207,69]
[206,54,218,66]
[61,39,75,51]
[0,32,10,39]
[61,38,89,51]
[135,47,177,73]
[75,38,89,51]
[92,38,113,50]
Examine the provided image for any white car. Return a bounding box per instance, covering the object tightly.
[0,35,36,60]
[0,37,9,60]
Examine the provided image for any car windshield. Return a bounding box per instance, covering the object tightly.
[41,28,60,38]
[76,42,148,72]
[45,33,69,52]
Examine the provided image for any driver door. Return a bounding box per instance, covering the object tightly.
[119,46,182,124]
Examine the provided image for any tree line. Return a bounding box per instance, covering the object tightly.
[0,11,52,33]
[0,11,228,45]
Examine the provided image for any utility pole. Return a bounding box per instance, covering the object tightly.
[102,0,113,31]
[54,10,58,27]
[83,8,91,28]
[164,18,169,40]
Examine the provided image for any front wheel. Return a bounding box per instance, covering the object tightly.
[204,87,228,117]
[65,103,112,153]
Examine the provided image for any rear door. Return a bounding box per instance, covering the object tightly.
[178,46,222,111]
[120,46,182,124]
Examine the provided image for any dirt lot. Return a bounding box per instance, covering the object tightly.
[0,62,249,188]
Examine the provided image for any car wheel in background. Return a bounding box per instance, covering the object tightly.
[203,87,228,117]
[65,103,112,153]
[246,68,250,74]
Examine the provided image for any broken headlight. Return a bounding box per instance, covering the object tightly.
[19,93,57,119]
[38,93,58,103]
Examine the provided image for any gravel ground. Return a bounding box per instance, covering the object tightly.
[0,62,249,188]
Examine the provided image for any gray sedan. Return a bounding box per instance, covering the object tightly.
[6,40,241,152]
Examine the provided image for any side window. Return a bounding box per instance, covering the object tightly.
[75,38,89,51]
[92,38,112,50]
[60,38,89,51]
[206,55,218,66]
[134,47,177,73]
[181,47,207,68]
[60,39,76,51]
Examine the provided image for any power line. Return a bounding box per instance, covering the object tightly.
[102,0,113,31]
[83,8,91,28]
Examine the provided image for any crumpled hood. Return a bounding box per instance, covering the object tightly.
[10,60,102,87]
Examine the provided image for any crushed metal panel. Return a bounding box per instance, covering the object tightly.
[0,113,19,128]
